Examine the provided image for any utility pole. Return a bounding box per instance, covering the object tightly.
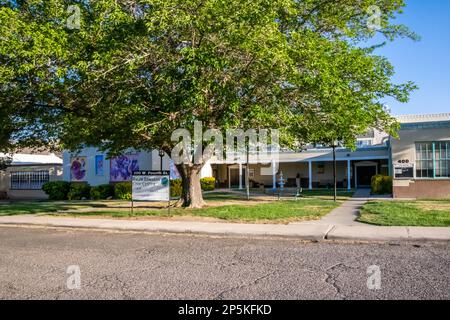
[246,144,250,200]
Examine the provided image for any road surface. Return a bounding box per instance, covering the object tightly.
[0,226,448,299]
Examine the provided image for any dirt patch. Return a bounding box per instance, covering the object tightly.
[47,213,226,223]
[54,198,277,212]
[205,199,274,207]
[418,202,450,211]
[43,213,321,224]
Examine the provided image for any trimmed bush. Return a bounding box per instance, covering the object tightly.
[42,181,70,200]
[371,175,393,195]
[168,177,215,197]
[200,177,216,191]
[114,182,132,200]
[67,183,91,200]
[170,179,182,197]
[90,184,114,200]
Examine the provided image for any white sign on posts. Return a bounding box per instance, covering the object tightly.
[132,171,170,201]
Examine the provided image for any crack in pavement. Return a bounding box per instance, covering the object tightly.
[324,263,354,300]
[214,270,277,300]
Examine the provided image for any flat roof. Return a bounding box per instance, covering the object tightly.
[396,113,450,124]
[0,153,63,166]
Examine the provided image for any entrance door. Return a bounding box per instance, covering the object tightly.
[229,168,246,188]
[356,165,377,188]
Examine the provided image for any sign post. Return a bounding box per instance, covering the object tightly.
[132,170,171,213]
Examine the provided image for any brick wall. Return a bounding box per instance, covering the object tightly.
[394,180,450,199]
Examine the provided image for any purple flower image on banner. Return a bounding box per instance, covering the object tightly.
[71,157,86,181]
[110,154,139,182]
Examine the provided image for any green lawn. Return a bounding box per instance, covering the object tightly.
[202,192,247,201]
[217,189,354,201]
[358,200,450,227]
[0,195,341,223]
[0,202,106,216]
[59,199,340,223]
[296,189,354,200]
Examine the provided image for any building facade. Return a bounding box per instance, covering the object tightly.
[211,144,390,191]
[0,152,63,199]
[61,113,450,199]
[390,114,450,199]
[61,147,212,186]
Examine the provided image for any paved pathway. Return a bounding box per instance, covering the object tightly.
[306,189,371,226]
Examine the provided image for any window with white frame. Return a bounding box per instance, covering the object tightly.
[10,171,50,190]
[356,139,373,148]
[416,141,450,178]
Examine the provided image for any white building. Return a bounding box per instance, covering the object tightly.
[0,151,63,199]
[60,113,450,199]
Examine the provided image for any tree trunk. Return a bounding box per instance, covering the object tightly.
[175,163,206,208]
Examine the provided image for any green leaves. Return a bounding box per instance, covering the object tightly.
[0,0,417,154]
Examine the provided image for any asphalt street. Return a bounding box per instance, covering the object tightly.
[0,226,449,300]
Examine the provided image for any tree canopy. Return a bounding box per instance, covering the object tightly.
[0,0,417,206]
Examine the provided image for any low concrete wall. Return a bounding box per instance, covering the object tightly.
[3,164,62,200]
[394,180,450,199]
[7,189,49,200]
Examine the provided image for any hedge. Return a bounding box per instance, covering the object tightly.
[371,175,393,195]
[200,177,216,191]
[170,179,182,197]
[42,177,216,201]
[90,184,115,200]
[42,181,71,200]
[67,183,91,200]
[114,181,132,200]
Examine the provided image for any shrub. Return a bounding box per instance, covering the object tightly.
[90,184,114,200]
[200,177,216,191]
[382,176,393,194]
[114,181,132,200]
[67,183,91,200]
[371,175,393,195]
[168,177,215,197]
[170,179,182,197]
[42,181,70,200]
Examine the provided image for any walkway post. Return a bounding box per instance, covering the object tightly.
[347,159,351,191]
[238,162,243,190]
[272,159,276,191]
[332,144,337,202]
[246,145,250,200]
[308,161,312,190]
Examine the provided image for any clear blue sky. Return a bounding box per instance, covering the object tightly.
[370,0,450,115]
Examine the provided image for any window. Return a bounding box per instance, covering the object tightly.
[10,171,50,190]
[415,142,450,179]
[435,141,450,178]
[357,139,373,148]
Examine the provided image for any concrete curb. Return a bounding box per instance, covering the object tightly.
[0,215,449,242]
[0,216,330,241]
[325,226,450,242]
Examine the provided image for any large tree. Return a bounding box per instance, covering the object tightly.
[0,0,417,207]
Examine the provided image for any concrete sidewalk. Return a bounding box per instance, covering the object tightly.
[305,189,371,226]
[0,215,449,242]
